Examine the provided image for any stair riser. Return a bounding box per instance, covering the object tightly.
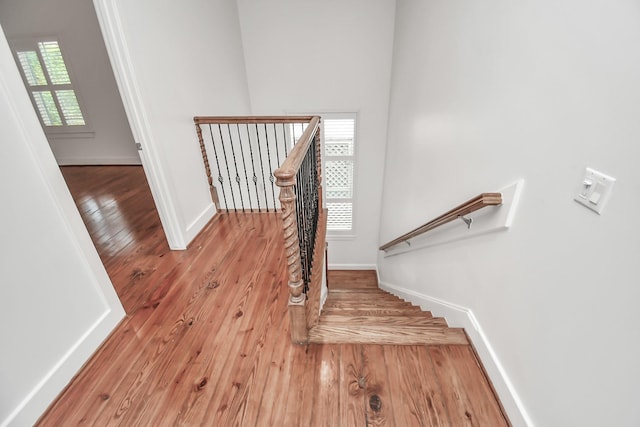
[308,325,468,345]
[318,316,446,327]
[323,302,419,310]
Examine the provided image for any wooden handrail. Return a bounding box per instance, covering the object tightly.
[194,115,315,125]
[379,192,502,251]
[274,116,321,182]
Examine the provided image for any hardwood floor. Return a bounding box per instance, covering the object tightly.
[40,165,509,426]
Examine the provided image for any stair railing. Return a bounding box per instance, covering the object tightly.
[274,116,325,343]
[193,115,325,344]
[379,192,503,251]
[194,116,314,212]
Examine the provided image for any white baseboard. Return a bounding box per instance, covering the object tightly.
[183,203,217,249]
[379,280,534,427]
[327,263,377,270]
[3,307,123,427]
[56,156,142,166]
[320,257,328,311]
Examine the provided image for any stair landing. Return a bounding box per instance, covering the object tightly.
[309,270,468,345]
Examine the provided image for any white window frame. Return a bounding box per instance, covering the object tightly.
[320,112,357,238]
[10,37,93,139]
[284,111,358,238]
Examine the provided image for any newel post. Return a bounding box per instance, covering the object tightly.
[275,170,308,344]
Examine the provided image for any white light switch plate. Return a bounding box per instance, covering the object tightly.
[574,167,615,214]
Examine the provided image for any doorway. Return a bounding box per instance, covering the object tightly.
[0,0,170,310]
[60,165,170,313]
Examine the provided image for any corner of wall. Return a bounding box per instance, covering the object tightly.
[327,263,377,270]
[5,307,124,427]
[378,280,535,427]
[183,202,217,248]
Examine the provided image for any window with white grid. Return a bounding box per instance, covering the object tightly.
[323,113,356,233]
[11,38,91,137]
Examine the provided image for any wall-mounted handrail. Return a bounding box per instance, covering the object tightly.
[379,193,502,251]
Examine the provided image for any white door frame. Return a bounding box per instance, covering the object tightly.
[93,0,186,249]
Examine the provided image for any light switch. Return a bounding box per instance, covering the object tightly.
[579,179,593,199]
[574,167,615,214]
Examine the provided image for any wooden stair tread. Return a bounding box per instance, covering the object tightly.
[326,291,406,298]
[320,308,426,317]
[318,315,447,327]
[308,324,468,345]
[325,294,404,305]
[323,300,419,309]
[329,288,391,295]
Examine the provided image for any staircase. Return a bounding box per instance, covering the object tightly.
[308,270,468,345]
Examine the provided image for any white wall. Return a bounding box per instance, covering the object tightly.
[96,0,252,247]
[0,24,125,427]
[0,0,139,165]
[237,0,396,267]
[379,1,640,426]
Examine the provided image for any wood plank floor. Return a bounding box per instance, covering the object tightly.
[40,165,510,426]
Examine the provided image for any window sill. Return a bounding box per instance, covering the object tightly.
[327,234,356,241]
[46,131,96,140]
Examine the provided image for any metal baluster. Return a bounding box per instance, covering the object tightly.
[273,124,282,173]
[273,124,283,211]
[297,150,310,294]
[282,123,289,157]
[237,124,253,212]
[246,123,261,212]
[263,123,277,211]
[295,173,306,292]
[304,149,313,291]
[254,124,269,212]
[208,124,229,212]
[311,137,319,225]
[217,124,237,210]
[226,124,245,212]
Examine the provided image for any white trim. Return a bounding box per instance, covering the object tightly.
[56,155,141,166]
[47,131,96,139]
[320,257,328,311]
[378,280,535,427]
[328,263,377,270]
[326,234,356,241]
[3,310,121,427]
[183,203,217,247]
[93,0,186,250]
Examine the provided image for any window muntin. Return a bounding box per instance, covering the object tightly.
[325,160,353,198]
[326,202,353,231]
[12,39,88,132]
